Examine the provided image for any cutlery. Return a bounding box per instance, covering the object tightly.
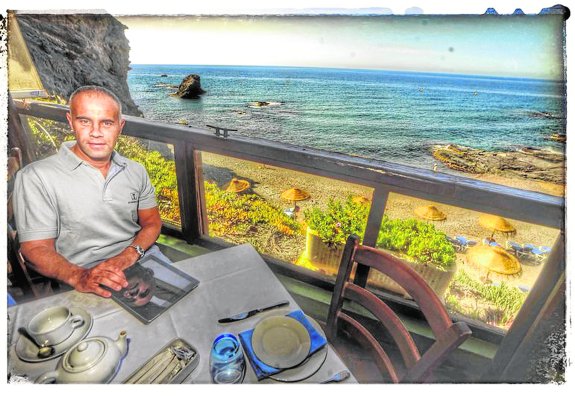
[218,300,290,323]
[320,370,350,384]
[18,327,55,359]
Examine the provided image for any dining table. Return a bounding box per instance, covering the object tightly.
[7,243,356,384]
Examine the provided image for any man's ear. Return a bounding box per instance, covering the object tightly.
[66,112,74,131]
[119,118,126,134]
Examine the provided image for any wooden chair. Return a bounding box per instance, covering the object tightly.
[326,234,472,383]
[7,147,60,301]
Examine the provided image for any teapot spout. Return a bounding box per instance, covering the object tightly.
[115,330,128,356]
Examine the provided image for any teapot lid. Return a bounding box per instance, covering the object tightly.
[63,339,106,372]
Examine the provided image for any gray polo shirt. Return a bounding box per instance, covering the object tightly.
[13,141,157,267]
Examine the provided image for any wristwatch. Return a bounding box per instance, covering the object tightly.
[128,244,145,260]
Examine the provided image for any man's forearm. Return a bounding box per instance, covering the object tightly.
[119,207,162,265]
[114,215,162,270]
[131,221,162,252]
[20,242,84,288]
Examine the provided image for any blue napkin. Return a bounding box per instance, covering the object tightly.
[239,310,327,380]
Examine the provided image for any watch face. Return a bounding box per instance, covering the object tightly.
[131,245,144,258]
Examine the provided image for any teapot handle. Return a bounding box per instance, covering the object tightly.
[35,370,59,384]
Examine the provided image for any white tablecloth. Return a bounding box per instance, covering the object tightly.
[7,244,355,384]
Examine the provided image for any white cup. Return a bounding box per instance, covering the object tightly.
[27,306,84,347]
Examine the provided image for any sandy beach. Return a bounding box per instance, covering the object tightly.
[201,151,563,294]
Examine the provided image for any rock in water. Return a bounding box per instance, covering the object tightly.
[174,74,206,99]
[432,144,565,184]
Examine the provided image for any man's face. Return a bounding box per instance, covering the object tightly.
[66,91,125,164]
[123,267,156,307]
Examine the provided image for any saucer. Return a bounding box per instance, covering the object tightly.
[15,307,93,363]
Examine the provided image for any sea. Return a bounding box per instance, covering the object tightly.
[127,64,566,171]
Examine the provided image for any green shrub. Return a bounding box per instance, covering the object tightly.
[205,181,300,237]
[376,217,456,271]
[303,197,369,246]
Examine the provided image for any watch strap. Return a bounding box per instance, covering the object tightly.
[128,244,145,259]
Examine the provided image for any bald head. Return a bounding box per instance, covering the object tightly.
[69,85,123,115]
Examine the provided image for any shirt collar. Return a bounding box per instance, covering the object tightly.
[59,141,127,170]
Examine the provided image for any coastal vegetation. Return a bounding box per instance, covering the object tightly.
[446,270,527,328]
[303,197,369,246]
[376,217,456,272]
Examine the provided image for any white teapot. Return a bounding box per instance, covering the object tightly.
[36,331,128,384]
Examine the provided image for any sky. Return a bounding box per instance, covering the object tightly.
[118,14,565,79]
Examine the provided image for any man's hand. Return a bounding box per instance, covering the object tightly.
[71,264,129,298]
[72,249,139,297]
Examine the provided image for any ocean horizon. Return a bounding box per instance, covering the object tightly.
[127,64,566,171]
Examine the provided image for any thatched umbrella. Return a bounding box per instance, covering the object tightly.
[225,178,250,193]
[479,214,516,238]
[281,188,310,212]
[414,205,446,221]
[466,245,521,280]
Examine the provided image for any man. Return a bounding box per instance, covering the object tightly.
[13,85,163,298]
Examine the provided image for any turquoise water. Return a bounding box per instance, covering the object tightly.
[127,65,565,170]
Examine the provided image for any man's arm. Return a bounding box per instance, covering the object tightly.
[20,207,162,298]
[20,239,128,297]
[97,206,163,271]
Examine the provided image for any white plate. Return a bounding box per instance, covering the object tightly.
[269,315,328,383]
[252,315,311,369]
[15,307,93,363]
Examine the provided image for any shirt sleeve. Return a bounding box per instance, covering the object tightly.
[137,164,157,210]
[13,167,60,242]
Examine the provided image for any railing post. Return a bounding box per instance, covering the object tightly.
[481,231,566,381]
[173,142,204,243]
[354,185,389,287]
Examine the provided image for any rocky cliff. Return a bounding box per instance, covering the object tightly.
[16,13,142,116]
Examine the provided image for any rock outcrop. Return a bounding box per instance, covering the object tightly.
[16,13,142,116]
[432,144,565,184]
[173,74,206,99]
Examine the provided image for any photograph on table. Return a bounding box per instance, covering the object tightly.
[111,255,200,324]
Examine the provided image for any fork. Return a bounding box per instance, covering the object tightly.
[320,370,350,383]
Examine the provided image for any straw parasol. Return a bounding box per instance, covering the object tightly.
[478,214,516,238]
[414,205,446,221]
[225,178,250,193]
[352,196,370,205]
[466,245,521,279]
[281,188,310,211]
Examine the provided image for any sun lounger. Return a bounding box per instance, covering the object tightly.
[450,236,477,251]
[482,238,502,248]
[530,246,551,263]
[505,240,531,258]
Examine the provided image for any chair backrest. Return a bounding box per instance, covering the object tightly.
[7,147,59,300]
[326,234,472,383]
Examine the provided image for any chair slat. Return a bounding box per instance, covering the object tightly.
[326,234,472,383]
[337,311,400,383]
[402,322,473,382]
[354,246,454,336]
[344,282,420,368]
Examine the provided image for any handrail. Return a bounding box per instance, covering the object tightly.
[13,100,564,229]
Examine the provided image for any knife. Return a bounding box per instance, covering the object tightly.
[218,300,290,323]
